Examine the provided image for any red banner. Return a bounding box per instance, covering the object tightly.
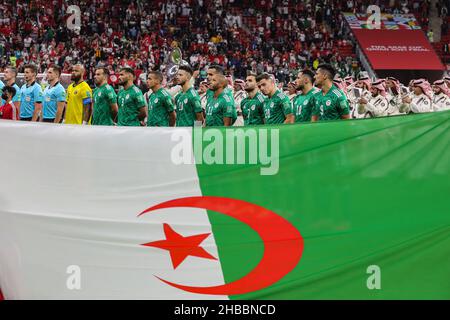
[353,29,444,70]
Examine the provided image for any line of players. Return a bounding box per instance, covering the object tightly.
[0,63,448,126]
[151,63,351,127]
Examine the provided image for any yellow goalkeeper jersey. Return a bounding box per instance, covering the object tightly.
[65,81,93,124]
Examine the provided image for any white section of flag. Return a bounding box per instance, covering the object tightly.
[0,121,227,300]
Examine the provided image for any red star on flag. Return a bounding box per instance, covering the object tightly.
[142,223,217,269]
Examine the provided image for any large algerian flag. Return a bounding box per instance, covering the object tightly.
[0,111,449,300]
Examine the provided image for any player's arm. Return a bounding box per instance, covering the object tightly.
[240,100,247,122]
[223,100,236,127]
[258,101,267,124]
[55,101,66,123]
[82,101,92,124]
[282,99,294,124]
[110,103,119,123]
[193,95,204,123]
[338,96,351,120]
[31,86,43,122]
[137,106,147,122]
[82,89,93,124]
[55,88,66,123]
[15,102,20,119]
[195,112,204,123]
[311,101,320,122]
[135,90,147,125]
[107,89,118,122]
[223,117,232,126]
[12,91,21,116]
[284,113,295,124]
[165,95,176,127]
[168,111,176,126]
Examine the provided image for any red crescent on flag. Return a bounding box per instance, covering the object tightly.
[138,196,303,296]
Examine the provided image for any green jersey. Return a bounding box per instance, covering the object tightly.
[206,87,233,100]
[263,89,293,124]
[175,87,203,127]
[241,91,266,125]
[117,85,146,126]
[293,87,321,123]
[312,85,350,121]
[147,87,175,127]
[205,90,236,127]
[92,84,117,126]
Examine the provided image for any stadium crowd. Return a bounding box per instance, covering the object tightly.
[0,0,439,86]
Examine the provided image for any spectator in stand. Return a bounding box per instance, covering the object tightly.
[0,0,375,83]
[0,0,435,87]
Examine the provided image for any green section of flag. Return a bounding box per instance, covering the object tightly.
[207,211,264,286]
[196,111,450,299]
